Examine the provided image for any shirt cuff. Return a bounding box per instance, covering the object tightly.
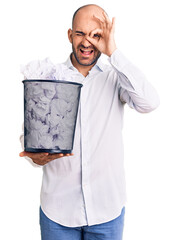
[108,49,131,70]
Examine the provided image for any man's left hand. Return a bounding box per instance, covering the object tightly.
[86,11,117,57]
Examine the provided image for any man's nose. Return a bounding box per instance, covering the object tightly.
[81,37,91,48]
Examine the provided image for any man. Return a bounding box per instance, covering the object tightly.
[19,4,159,240]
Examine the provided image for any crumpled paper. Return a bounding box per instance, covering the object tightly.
[20,58,56,80]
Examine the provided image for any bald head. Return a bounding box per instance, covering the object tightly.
[68,4,106,70]
[72,4,107,28]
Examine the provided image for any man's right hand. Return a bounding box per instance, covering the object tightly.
[19,151,73,166]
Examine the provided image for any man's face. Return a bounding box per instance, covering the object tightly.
[68,7,102,67]
[71,32,101,67]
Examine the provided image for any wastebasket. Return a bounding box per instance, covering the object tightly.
[23,79,82,153]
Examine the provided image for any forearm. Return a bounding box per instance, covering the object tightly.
[108,49,160,113]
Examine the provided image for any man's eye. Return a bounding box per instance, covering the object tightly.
[93,34,100,38]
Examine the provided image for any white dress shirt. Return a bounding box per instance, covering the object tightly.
[20,49,159,227]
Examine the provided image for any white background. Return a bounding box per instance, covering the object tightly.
[0,0,178,239]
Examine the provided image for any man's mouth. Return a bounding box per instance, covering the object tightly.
[80,49,94,56]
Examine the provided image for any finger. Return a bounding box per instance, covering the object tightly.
[59,153,74,157]
[46,152,74,161]
[111,17,116,32]
[93,14,105,22]
[47,153,68,162]
[89,28,103,40]
[102,11,110,22]
[102,12,112,28]
[87,29,102,48]
[85,35,99,48]
[20,151,33,157]
[19,151,48,158]
[44,152,74,165]
[19,151,25,157]
[46,153,63,161]
[65,153,74,156]
[93,15,105,28]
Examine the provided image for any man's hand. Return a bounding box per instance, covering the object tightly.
[86,11,117,57]
[19,151,73,166]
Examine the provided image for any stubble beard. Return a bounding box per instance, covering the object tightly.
[72,44,101,67]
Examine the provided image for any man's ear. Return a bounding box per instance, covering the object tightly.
[68,28,73,43]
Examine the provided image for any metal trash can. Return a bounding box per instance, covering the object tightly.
[23,79,82,153]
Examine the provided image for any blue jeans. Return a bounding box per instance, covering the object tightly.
[40,207,125,240]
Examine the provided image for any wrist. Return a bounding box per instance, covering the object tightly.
[107,46,117,57]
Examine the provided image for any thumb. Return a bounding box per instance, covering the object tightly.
[111,17,116,33]
[19,151,25,157]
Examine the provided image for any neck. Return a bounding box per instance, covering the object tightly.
[71,53,95,77]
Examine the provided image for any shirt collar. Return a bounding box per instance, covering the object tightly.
[64,53,105,72]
